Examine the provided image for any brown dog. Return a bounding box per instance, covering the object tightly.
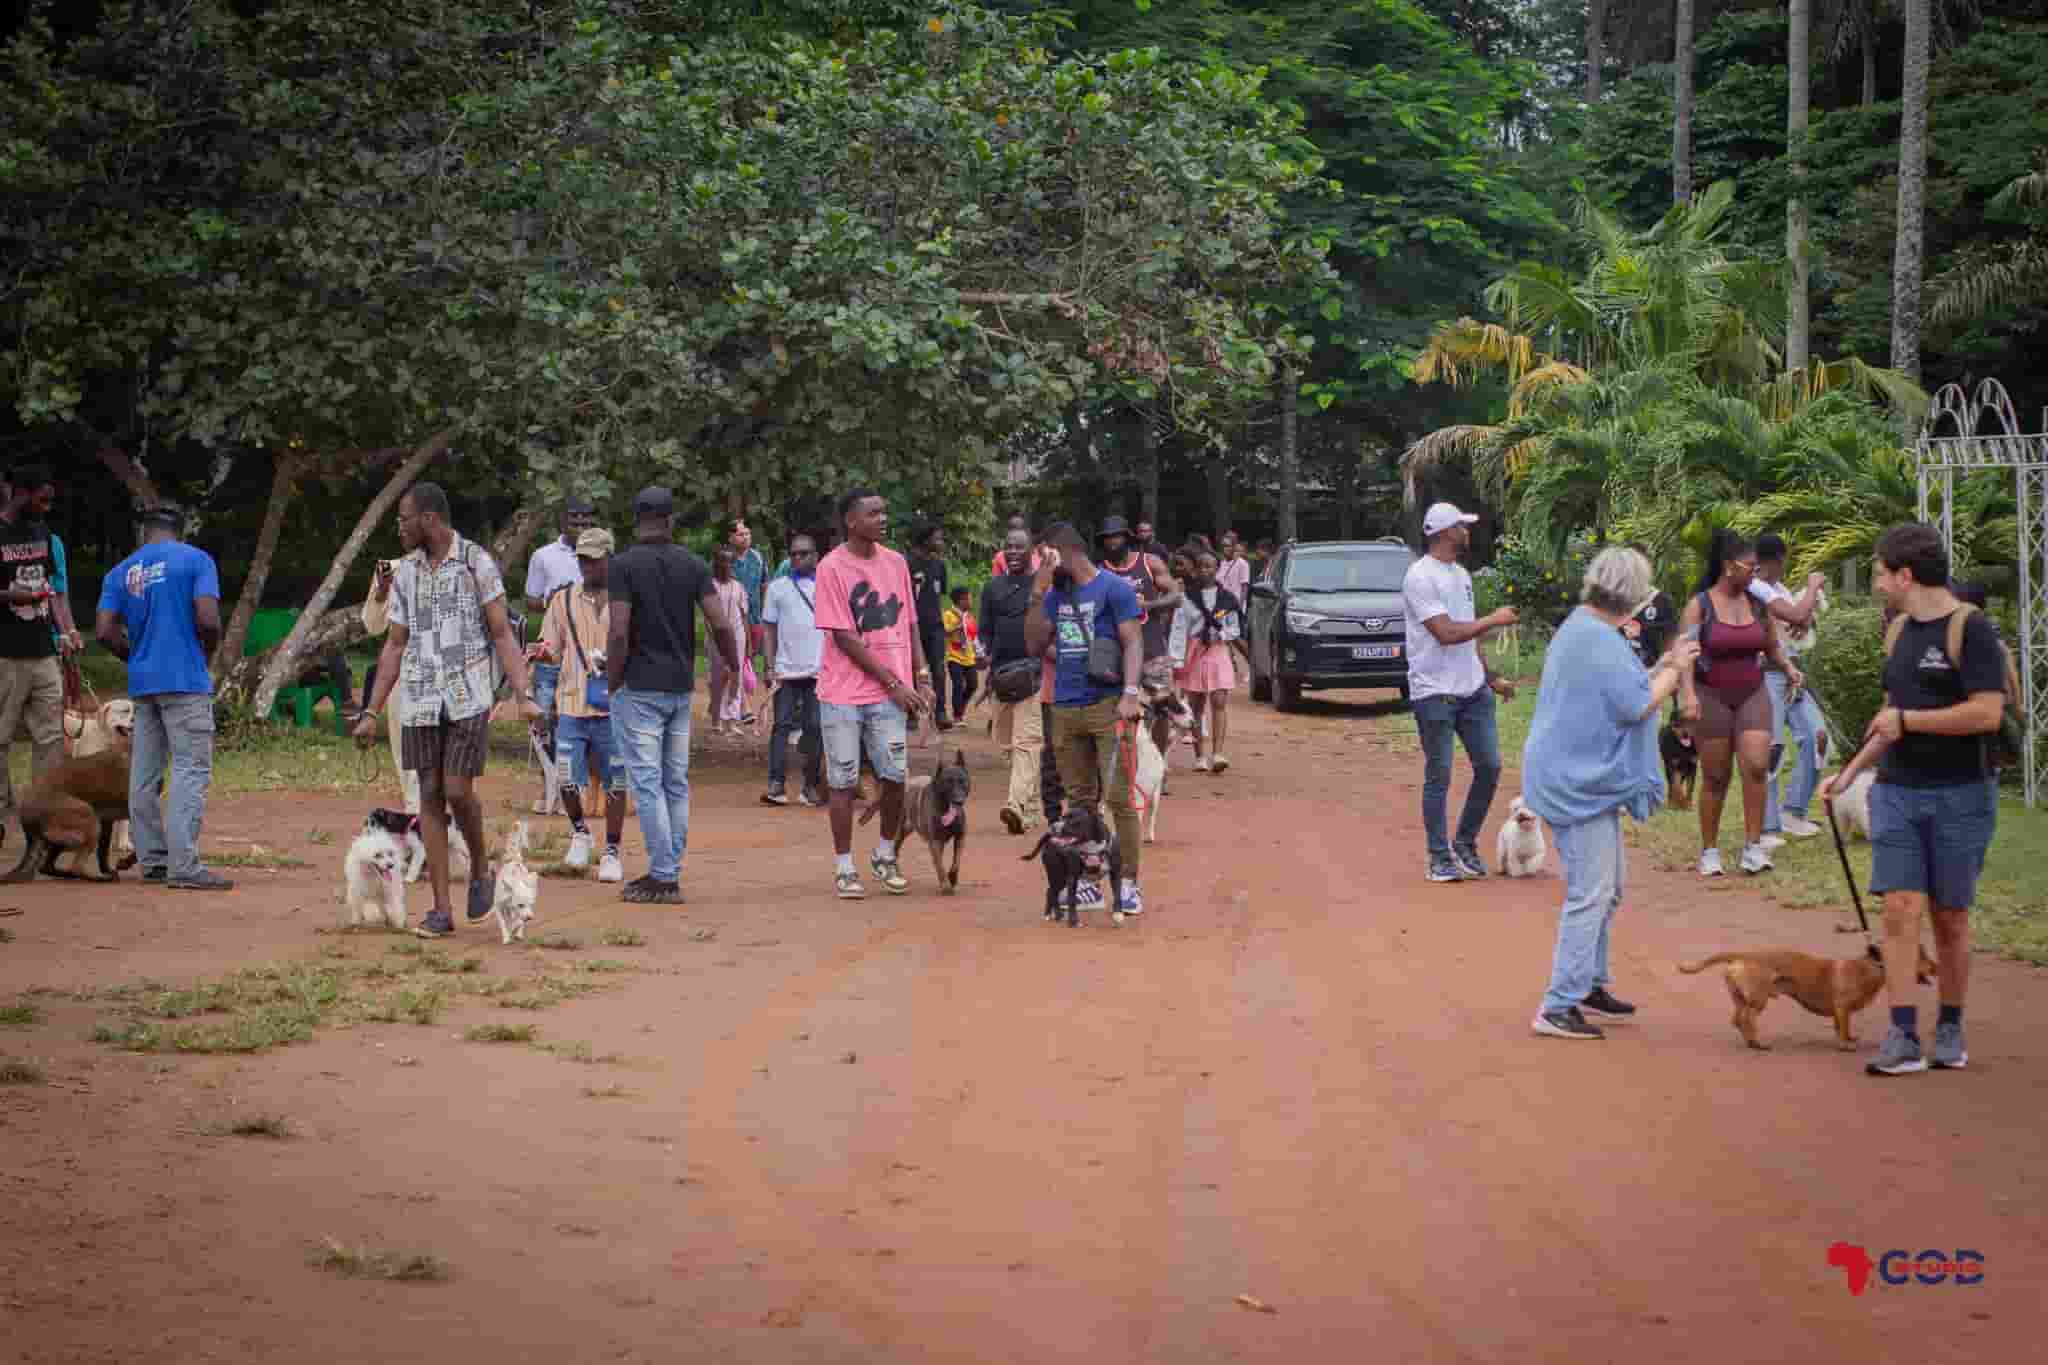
[1679,944,1937,1050]
[3,746,133,883]
[858,750,970,894]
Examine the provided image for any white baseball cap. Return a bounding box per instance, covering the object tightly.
[1421,502,1480,537]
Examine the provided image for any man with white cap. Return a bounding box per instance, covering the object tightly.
[1404,502,1518,883]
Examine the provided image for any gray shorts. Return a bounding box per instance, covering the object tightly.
[819,699,908,790]
[1868,778,1997,909]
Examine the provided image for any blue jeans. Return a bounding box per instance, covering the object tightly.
[129,693,216,880]
[1763,671,1824,831]
[820,699,909,790]
[610,689,691,883]
[1413,685,1502,861]
[556,713,622,793]
[1541,810,1625,1013]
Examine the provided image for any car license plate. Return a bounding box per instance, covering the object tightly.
[1353,644,1400,660]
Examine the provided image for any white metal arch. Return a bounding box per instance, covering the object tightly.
[1916,378,2048,807]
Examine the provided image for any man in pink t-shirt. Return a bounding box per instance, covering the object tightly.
[814,489,936,900]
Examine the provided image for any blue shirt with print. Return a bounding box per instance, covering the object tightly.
[98,542,220,698]
[1043,570,1140,706]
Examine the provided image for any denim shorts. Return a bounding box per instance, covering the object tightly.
[1869,778,1998,909]
[532,662,561,712]
[556,712,623,793]
[820,699,908,790]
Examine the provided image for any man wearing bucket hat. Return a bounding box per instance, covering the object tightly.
[1404,502,1519,883]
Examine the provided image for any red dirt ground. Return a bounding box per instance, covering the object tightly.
[1,691,2042,1364]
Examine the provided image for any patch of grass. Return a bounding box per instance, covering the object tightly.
[93,1021,162,1050]
[578,959,633,974]
[307,1239,449,1283]
[307,830,335,846]
[580,1083,634,1100]
[0,1003,42,1027]
[207,848,311,870]
[538,862,585,880]
[597,928,646,948]
[207,1114,293,1139]
[465,1023,536,1044]
[0,1057,46,1084]
[541,1041,625,1065]
[419,953,485,975]
[533,934,582,951]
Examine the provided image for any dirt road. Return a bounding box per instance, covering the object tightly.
[1,694,2041,1363]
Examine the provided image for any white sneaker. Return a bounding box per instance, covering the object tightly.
[1739,842,1773,874]
[596,850,623,883]
[565,830,594,870]
[1780,814,1822,838]
[1193,756,1212,773]
[1116,879,1144,916]
[1209,754,1230,775]
[1698,848,1725,877]
[1759,833,1786,851]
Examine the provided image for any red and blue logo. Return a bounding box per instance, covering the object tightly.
[1827,1242,1985,1296]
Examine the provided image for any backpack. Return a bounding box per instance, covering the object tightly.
[1882,603,2024,770]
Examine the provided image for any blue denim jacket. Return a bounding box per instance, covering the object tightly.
[1521,607,1665,827]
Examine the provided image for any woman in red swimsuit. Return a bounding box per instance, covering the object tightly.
[1679,530,1801,877]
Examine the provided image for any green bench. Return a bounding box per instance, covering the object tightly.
[245,607,348,734]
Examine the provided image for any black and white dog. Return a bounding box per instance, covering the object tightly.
[1020,805,1125,927]
[363,808,471,884]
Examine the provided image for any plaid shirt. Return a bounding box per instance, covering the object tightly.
[389,533,506,727]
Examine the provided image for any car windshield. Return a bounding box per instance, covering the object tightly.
[1287,551,1407,593]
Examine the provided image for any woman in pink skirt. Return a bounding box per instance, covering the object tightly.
[1174,547,1249,773]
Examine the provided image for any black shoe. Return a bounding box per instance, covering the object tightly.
[143,866,167,883]
[465,875,494,923]
[1581,987,1637,1018]
[167,869,235,891]
[1531,1007,1604,1039]
[622,878,682,905]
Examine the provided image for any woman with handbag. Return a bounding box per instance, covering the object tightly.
[536,529,626,882]
[1173,547,1250,774]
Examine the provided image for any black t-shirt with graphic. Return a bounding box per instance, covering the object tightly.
[0,515,57,660]
[906,552,947,636]
[608,542,712,696]
[1880,608,2006,786]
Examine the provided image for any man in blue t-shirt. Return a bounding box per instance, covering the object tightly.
[94,503,233,891]
[1023,521,1147,916]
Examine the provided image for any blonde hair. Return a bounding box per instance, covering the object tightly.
[1581,546,1654,616]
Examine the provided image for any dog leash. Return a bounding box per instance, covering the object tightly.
[1825,799,1873,941]
[1115,720,1149,816]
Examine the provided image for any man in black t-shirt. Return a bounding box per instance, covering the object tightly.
[1821,524,2005,1078]
[603,487,741,906]
[906,522,950,729]
[0,465,71,833]
[980,525,1056,833]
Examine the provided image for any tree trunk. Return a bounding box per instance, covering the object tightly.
[215,605,370,705]
[490,504,548,585]
[210,450,303,681]
[1586,0,1606,102]
[1336,461,1358,540]
[1138,413,1160,530]
[1672,0,1696,205]
[249,432,450,720]
[1277,364,1301,545]
[95,447,163,507]
[1207,457,1231,545]
[1787,0,1812,375]
[1890,0,1930,385]
[1861,0,1878,105]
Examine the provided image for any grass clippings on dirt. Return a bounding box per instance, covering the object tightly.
[464,1023,536,1044]
[580,1083,634,1100]
[0,1057,46,1084]
[532,934,583,951]
[207,848,312,871]
[307,1239,449,1283]
[206,1114,294,1139]
[0,1003,42,1027]
[597,928,646,948]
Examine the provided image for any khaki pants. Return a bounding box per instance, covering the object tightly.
[0,656,63,816]
[991,696,1045,828]
[1049,697,1140,880]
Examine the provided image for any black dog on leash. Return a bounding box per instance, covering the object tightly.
[1019,805,1123,926]
[1659,712,1698,810]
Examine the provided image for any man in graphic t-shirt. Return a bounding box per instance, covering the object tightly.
[1025,521,1146,916]
[1403,502,1518,884]
[0,465,78,834]
[1821,523,2005,1079]
[814,489,935,900]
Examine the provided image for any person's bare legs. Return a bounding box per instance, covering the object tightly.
[877,779,904,845]
[444,773,485,880]
[1696,736,1733,850]
[829,787,857,855]
[1209,689,1231,762]
[418,769,454,916]
[1931,906,1970,1007]
[1882,890,1928,1002]
[1734,730,1772,844]
[1187,692,1210,763]
[603,789,627,849]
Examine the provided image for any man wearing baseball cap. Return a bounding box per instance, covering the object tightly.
[1404,502,1518,883]
[538,526,625,883]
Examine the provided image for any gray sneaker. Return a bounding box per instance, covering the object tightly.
[1866,1025,1928,1076]
[1426,856,1465,884]
[1930,1019,1969,1070]
[1452,844,1488,880]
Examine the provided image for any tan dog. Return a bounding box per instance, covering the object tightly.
[59,700,137,874]
[858,751,970,894]
[3,743,133,883]
[1679,944,1938,1050]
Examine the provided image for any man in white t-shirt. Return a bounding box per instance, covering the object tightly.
[1404,502,1518,882]
[1750,532,1829,844]
[760,533,825,807]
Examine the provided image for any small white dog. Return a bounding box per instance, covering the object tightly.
[1132,687,1199,844]
[1830,770,1876,841]
[341,828,408,930]
[1496,795,1548,877]
[490,822,540,945]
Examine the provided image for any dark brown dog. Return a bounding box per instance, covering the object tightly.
[3,746,132,883]
[1660,713,1698,810]
[860,750,970,894]
[1679,944,1938,1050]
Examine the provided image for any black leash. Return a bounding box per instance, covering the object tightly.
[1826,799,1873,941]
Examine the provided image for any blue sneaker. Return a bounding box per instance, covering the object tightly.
[414,910,455,940]
[465,875,493,923]
[1426,856,1465,883]
[1116,880,1144,917]
[1930,1020,1968,1070]
[1073,882,1104,910]
[1866,1026,1927,1076]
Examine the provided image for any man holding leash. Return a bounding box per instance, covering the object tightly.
[1404,502,1518,884]
[760,533,825,808]
[539,527,625,883]
[1821,524,2005,1077]
[355,482,540,937]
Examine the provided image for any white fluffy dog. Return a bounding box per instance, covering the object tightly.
[1496,795,1548,877]
[1830,770,1876,841]
[341,829,408,930]
[490,822,539,945]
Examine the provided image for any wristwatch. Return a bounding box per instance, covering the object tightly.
[1123,685,1141,696]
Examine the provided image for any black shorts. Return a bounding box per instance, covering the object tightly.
[401,711,491,778]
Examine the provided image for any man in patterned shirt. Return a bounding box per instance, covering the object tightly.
[355,482,540,938]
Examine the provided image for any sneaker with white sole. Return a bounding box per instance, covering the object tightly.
[596,849,623,883]
[869,852,909,895]
[1866,1025,1927,1075]
[1427,856,1466,883]
[1780,813,1822,838]
[1930,1019,1968,1070]
[565,829,594,869]
[1698,848,1725,877]
[1758,832,1786,851]
[1531,1007,1604,1040]
[1193,756,1212,773]
[835,871,866,900]
[1074,881,1104,909]
[1210,754,1230,774]
[1739,842,1773,874]
[1116,880,1144,916]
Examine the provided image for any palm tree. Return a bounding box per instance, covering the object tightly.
[1928,151,2048,326]
[1788,0,1812,374]
[1673,0,1696,204]
[1733,443,2016,577]
[1890,0,1933,384]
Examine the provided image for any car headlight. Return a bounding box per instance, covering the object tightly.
[1285,609,1329,634]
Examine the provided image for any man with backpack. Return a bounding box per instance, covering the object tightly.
[1820,524,2015,1077]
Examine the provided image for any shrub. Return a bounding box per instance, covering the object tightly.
[1803,603,1887,751]
[1484,535,1593,628]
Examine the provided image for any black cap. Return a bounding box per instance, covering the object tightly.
[563,496,595,516]
[138,502,185,529]
[1041,520,1087,551]
[1097,515,1130,541]
[633,487,673,518]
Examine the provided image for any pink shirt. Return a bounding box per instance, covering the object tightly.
[814,543,920,706]
[1215,556,1251,601]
